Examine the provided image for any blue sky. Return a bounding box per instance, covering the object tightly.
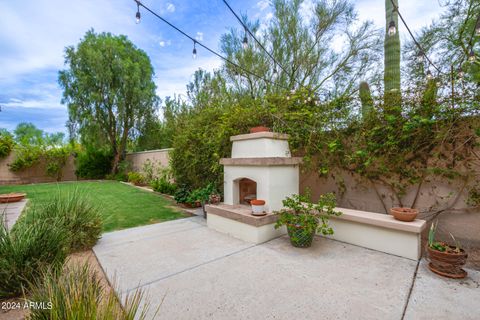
[0,0,443,134]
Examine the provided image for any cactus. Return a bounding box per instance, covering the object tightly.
[384,0,401,114]
[359,81,373,119]
[420,79,438,117]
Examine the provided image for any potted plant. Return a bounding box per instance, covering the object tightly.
[250,199,266,216]
[427,221,468,279]
[275,193,341,248]
[209,193,221,204]
[390,207,418,222]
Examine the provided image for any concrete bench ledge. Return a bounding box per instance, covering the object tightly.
[333,207,426,234]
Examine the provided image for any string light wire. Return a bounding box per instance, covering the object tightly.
[132,0,290,91]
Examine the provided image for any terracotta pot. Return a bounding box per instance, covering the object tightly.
[251,199,266,216]
[426,245,467,279]
[390,207,418,222]
[250,199,265,205]
[249,126,270,133]
[0,193,26,203]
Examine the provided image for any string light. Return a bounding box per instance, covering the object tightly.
[242,27,248,49]
[388,21,397,36]
[416,50,424,63]
[457,67,464,79]
[192,41,197,59]
[132,0,290,93]
[426,69,433,80]
[273,66,277,76]
[135,3,141,24]
[468,49,476,62]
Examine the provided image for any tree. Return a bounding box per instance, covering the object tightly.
[14,123,43,145]
[220,0,381,100]
[59,30,158,173]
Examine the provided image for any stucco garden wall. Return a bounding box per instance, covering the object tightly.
[0,151,77,185]
[125,148,172,173]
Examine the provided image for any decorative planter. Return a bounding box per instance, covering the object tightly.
[390,207,418,222]
[427,245,468,279]
[251,199,266,216]
[0,193,26,203]
[249,126,270,133]
[287,223,317,248]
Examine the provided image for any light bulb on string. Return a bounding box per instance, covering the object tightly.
[273,66,277,76]
[416,50,424,63]
[468,49,476,62]
[388,21,397,36]
[192,41,197,59]
[426,69,434,80]
[135,3,141,24]
[457,67,464,79]
[242,27,248,49]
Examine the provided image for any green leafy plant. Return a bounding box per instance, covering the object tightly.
[0,131,15,158]
[275,193,341,248]
[0,219,67,298]
[75,148,113,179]
[27,264,155,320]
[151,178,177,195]
[127,172,145,186]
[174,186,191,204]
[427,221,462,254]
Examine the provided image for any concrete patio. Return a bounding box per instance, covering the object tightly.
[0,199,27,231]
[94,216,479,320]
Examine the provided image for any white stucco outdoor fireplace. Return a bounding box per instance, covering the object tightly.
[205,131,301,244]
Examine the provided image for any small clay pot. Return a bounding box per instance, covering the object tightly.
[390,207,418,222]
[250,200,265,205]
[251,199,266,216]
[249,126,270,133]
[427,245,467,279]
[0,193,26,203]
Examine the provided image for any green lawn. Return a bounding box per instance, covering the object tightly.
[0,181,187,232]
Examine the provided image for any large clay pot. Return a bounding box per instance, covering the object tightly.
[427,245,468,279]
[0,193,26,203]
[390,207,418,222]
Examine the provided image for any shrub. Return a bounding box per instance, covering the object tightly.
[173,185,190,204]
[0,219,67,298]
[75,148,113,179]
[8,144,42,172]
[0,131,15,158]
[44,146,70,180]
[18,189,102,252]
[28,264,154,320]
[127,172,145,185]
[150,178,177,195]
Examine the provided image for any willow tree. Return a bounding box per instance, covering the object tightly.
[384,0,401,114]
[59,30,158,173]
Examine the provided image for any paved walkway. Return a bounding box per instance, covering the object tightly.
[94,217,479,320]
[0,199,27,231]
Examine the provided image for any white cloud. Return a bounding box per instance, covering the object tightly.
[195,32,204,41]
[159,40,172,47]
[166,3,175,13]
[256,0,269,11]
